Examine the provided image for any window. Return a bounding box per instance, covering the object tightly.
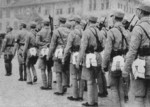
[124,5,126,11]
[38,7,41,13]
[0,23,2,30]
[6,0,11,4]
[0,10,2,19]
[68,7,75,14]
[118,3,120,8]
[89,0,96,11]
[106,1,109,9]
[56,9,63,15]
[6,9,10,18]
[89,0,92,11]
[93,0,96,10]
[45,9,48,15]
[101,3,104,10]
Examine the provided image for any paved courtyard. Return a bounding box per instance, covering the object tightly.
[0,56,146,107]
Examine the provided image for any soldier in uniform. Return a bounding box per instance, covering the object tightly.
[0,27,14,76]
[13,23,29,81]
[23,22,38,85]
[123,4,150,107]
[97,17,108,97]
[36,20,53,90]
[76,16,103,106]
[63,16,84,101]
[47,17,70,95]
[102,10,130,107]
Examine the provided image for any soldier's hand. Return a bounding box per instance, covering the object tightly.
[103,67,108,72]
[46,55,50,61]
[75,64,80,70]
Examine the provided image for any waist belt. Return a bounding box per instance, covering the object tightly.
[111,49,128,57]
[6,45,14,47]
[72,46,80,52]
[19,43,25,46]
[138,47,150,56]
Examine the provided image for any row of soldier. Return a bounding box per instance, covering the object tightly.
[0,4,150,107]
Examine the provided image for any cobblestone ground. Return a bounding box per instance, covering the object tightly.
[0,56,139,107]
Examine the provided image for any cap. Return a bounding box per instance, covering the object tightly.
[43,20,50,26]
[30,22,36,28]
[137,4,150,13]
[88,16,98,23]
[6,26,13,31]
[58,16,66,22]
[20,22,26,26]
[65,21,72,29]
[111,10,125,18]
[70,15,81,23]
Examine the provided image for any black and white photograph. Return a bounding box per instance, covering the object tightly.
[0,0,150,107]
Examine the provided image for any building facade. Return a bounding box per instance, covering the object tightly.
[0,0,140,32]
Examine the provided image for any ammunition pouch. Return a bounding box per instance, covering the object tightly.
[6,44,14,47]
[111,49,128,58]
[138,46,150,56]
[72,46,80,52]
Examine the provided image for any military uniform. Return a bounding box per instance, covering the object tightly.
[63,16,84,101]
[36,22,52,89]
[97,27,108,97]
[102,11,130,107]
[123,5,150,107]
[1,29,15,76]
[76,16,103,106]
[48,17,70,95]
[14,26,29,81]
[24,23,38,84]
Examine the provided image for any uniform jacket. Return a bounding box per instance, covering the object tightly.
[23,30,37,54]
[36,26,51,50]
[99,27,108,48]
[77,24,103,67]
[63,24,82,63]
[124,16,150,76]
[14,29,29,54]
[48,24,71,59]
[1,31,15,54]
[102,22,130,69]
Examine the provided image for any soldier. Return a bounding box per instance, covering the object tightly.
[123,4,150,107]
[97,17,108,97]
[13,23,29,81]
[23,22,38,85]
[76,16,103,106]
[102,10,130,107]
[36,20,53,90]
[47,16,70,95]
[63,16,84,101]
[0,27,14,76]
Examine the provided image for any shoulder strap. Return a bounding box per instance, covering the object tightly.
[115,27,129,50]
[57,30,65,44]
[103,29,107,38]
[89,27,100,44]
[109,29,116,44]
[138,25,150,41]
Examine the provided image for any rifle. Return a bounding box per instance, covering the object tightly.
[129,20,138,32]
[127,15,136,30]
[98,17,107,30]
[49,15,54,36]
[83,23,88,31]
